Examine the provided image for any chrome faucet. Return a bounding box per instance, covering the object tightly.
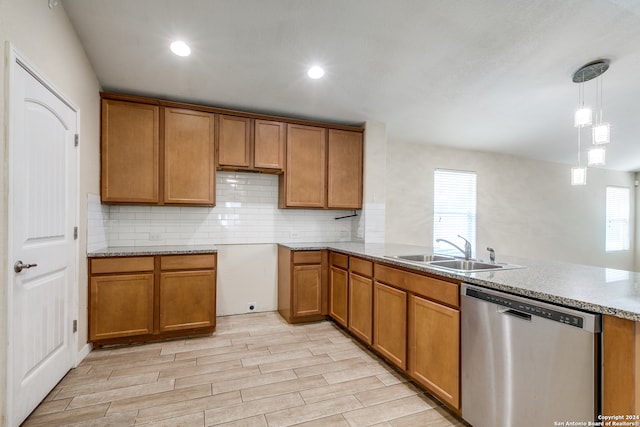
[436,235,472,259]
[487,247,496,263]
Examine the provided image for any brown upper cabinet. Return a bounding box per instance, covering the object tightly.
[163,108,215,205]
[254,119,286,170]
[101,99,160,203]
[217,115,285,172]
[101,97,215,206]
[280,124,327,208]
[328,129,363,209]
[101,92,362,208]
[280,125,363,209]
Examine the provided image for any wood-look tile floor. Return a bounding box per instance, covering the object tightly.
[23,312,466,426]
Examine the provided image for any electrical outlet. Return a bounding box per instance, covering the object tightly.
[247,302,257,312]
[149,232,162,241]
[290,231,299,239]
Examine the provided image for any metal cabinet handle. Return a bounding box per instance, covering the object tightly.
[14,260,38,273]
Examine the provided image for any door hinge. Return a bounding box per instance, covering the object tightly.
[72,320,77,333]
[74,134,79,147]
[73,226,78,240]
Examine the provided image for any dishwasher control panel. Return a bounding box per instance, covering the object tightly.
[465,287,584,328]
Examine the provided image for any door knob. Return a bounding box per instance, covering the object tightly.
[14,260,38,273]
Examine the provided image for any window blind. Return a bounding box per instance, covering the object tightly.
[605,186,630,252]
[433,169,477,256]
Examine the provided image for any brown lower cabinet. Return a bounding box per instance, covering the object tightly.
[408,294,460,410]
[277,247,462,412]
[278,246,328,323]
[603,315,640,415]
[89,253,217,346]
[373,281,408,370]
[349,257,373,345]
[329,252,349,328]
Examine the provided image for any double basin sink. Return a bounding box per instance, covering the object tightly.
[387,254,523,273]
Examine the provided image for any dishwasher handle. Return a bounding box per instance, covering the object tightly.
[499,307,532,321]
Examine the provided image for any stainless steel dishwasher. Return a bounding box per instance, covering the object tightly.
[461,283,601,427]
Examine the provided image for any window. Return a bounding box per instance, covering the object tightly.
[605,186,630,252]
[433,169,477,256]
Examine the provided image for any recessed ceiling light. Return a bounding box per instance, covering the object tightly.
[307,66,324,79]
[170,41,191,57]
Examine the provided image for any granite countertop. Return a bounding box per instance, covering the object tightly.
[88,244,218,257]
[279,242,640,321]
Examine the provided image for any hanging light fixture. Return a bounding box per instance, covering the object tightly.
[571,126,587,185]
[570,59,610,185]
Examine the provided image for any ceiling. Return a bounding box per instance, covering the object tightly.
[62,0,640,171]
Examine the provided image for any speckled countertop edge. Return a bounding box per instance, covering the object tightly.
[88,245,218,257]
[279,242,640,321]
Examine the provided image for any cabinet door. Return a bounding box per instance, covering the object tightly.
[283,124,326,208]
[373,281,407,370]
[254,119,285,170]
[164,108,215,205]
[292,264,323,317]
[329,267,348,327]
[408,294,460,410]
[217,115,251,168]
[101,99,159,203]
[327,129,363,209]
[159,270,216,332]
[89,273,154,341]
[349,273,373,345]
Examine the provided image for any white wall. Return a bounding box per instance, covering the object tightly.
[216,244,278,315]
[0,0,101,422]
[386,141,636,270]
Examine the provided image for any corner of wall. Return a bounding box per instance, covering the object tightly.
[361,120,388,244]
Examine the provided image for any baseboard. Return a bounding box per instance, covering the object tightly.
[75,342,92,367]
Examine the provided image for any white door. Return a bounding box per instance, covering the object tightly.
[8,55,78,426]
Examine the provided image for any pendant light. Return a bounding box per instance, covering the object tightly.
[570,59,610,185]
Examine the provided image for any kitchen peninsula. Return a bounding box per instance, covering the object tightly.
[276,241,640,418]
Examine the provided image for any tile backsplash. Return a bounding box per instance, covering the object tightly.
[87,194,109,251]
[89,172,360,248]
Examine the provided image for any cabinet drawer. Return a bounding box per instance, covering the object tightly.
[350,257,372,277]
[91,256,155,274]
[330,252,349,270]
[375,264,459,308]
[160,254,216,270]
[293,251,322,264]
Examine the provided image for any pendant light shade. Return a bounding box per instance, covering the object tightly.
[574,107,592,127]
[571,167,587,186]
[587,147,606,166]
[593,123,610,144]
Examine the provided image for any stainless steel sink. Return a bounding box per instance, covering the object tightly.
[386,253,524,273]
[428,259,502,272]
[391,254,454,262]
